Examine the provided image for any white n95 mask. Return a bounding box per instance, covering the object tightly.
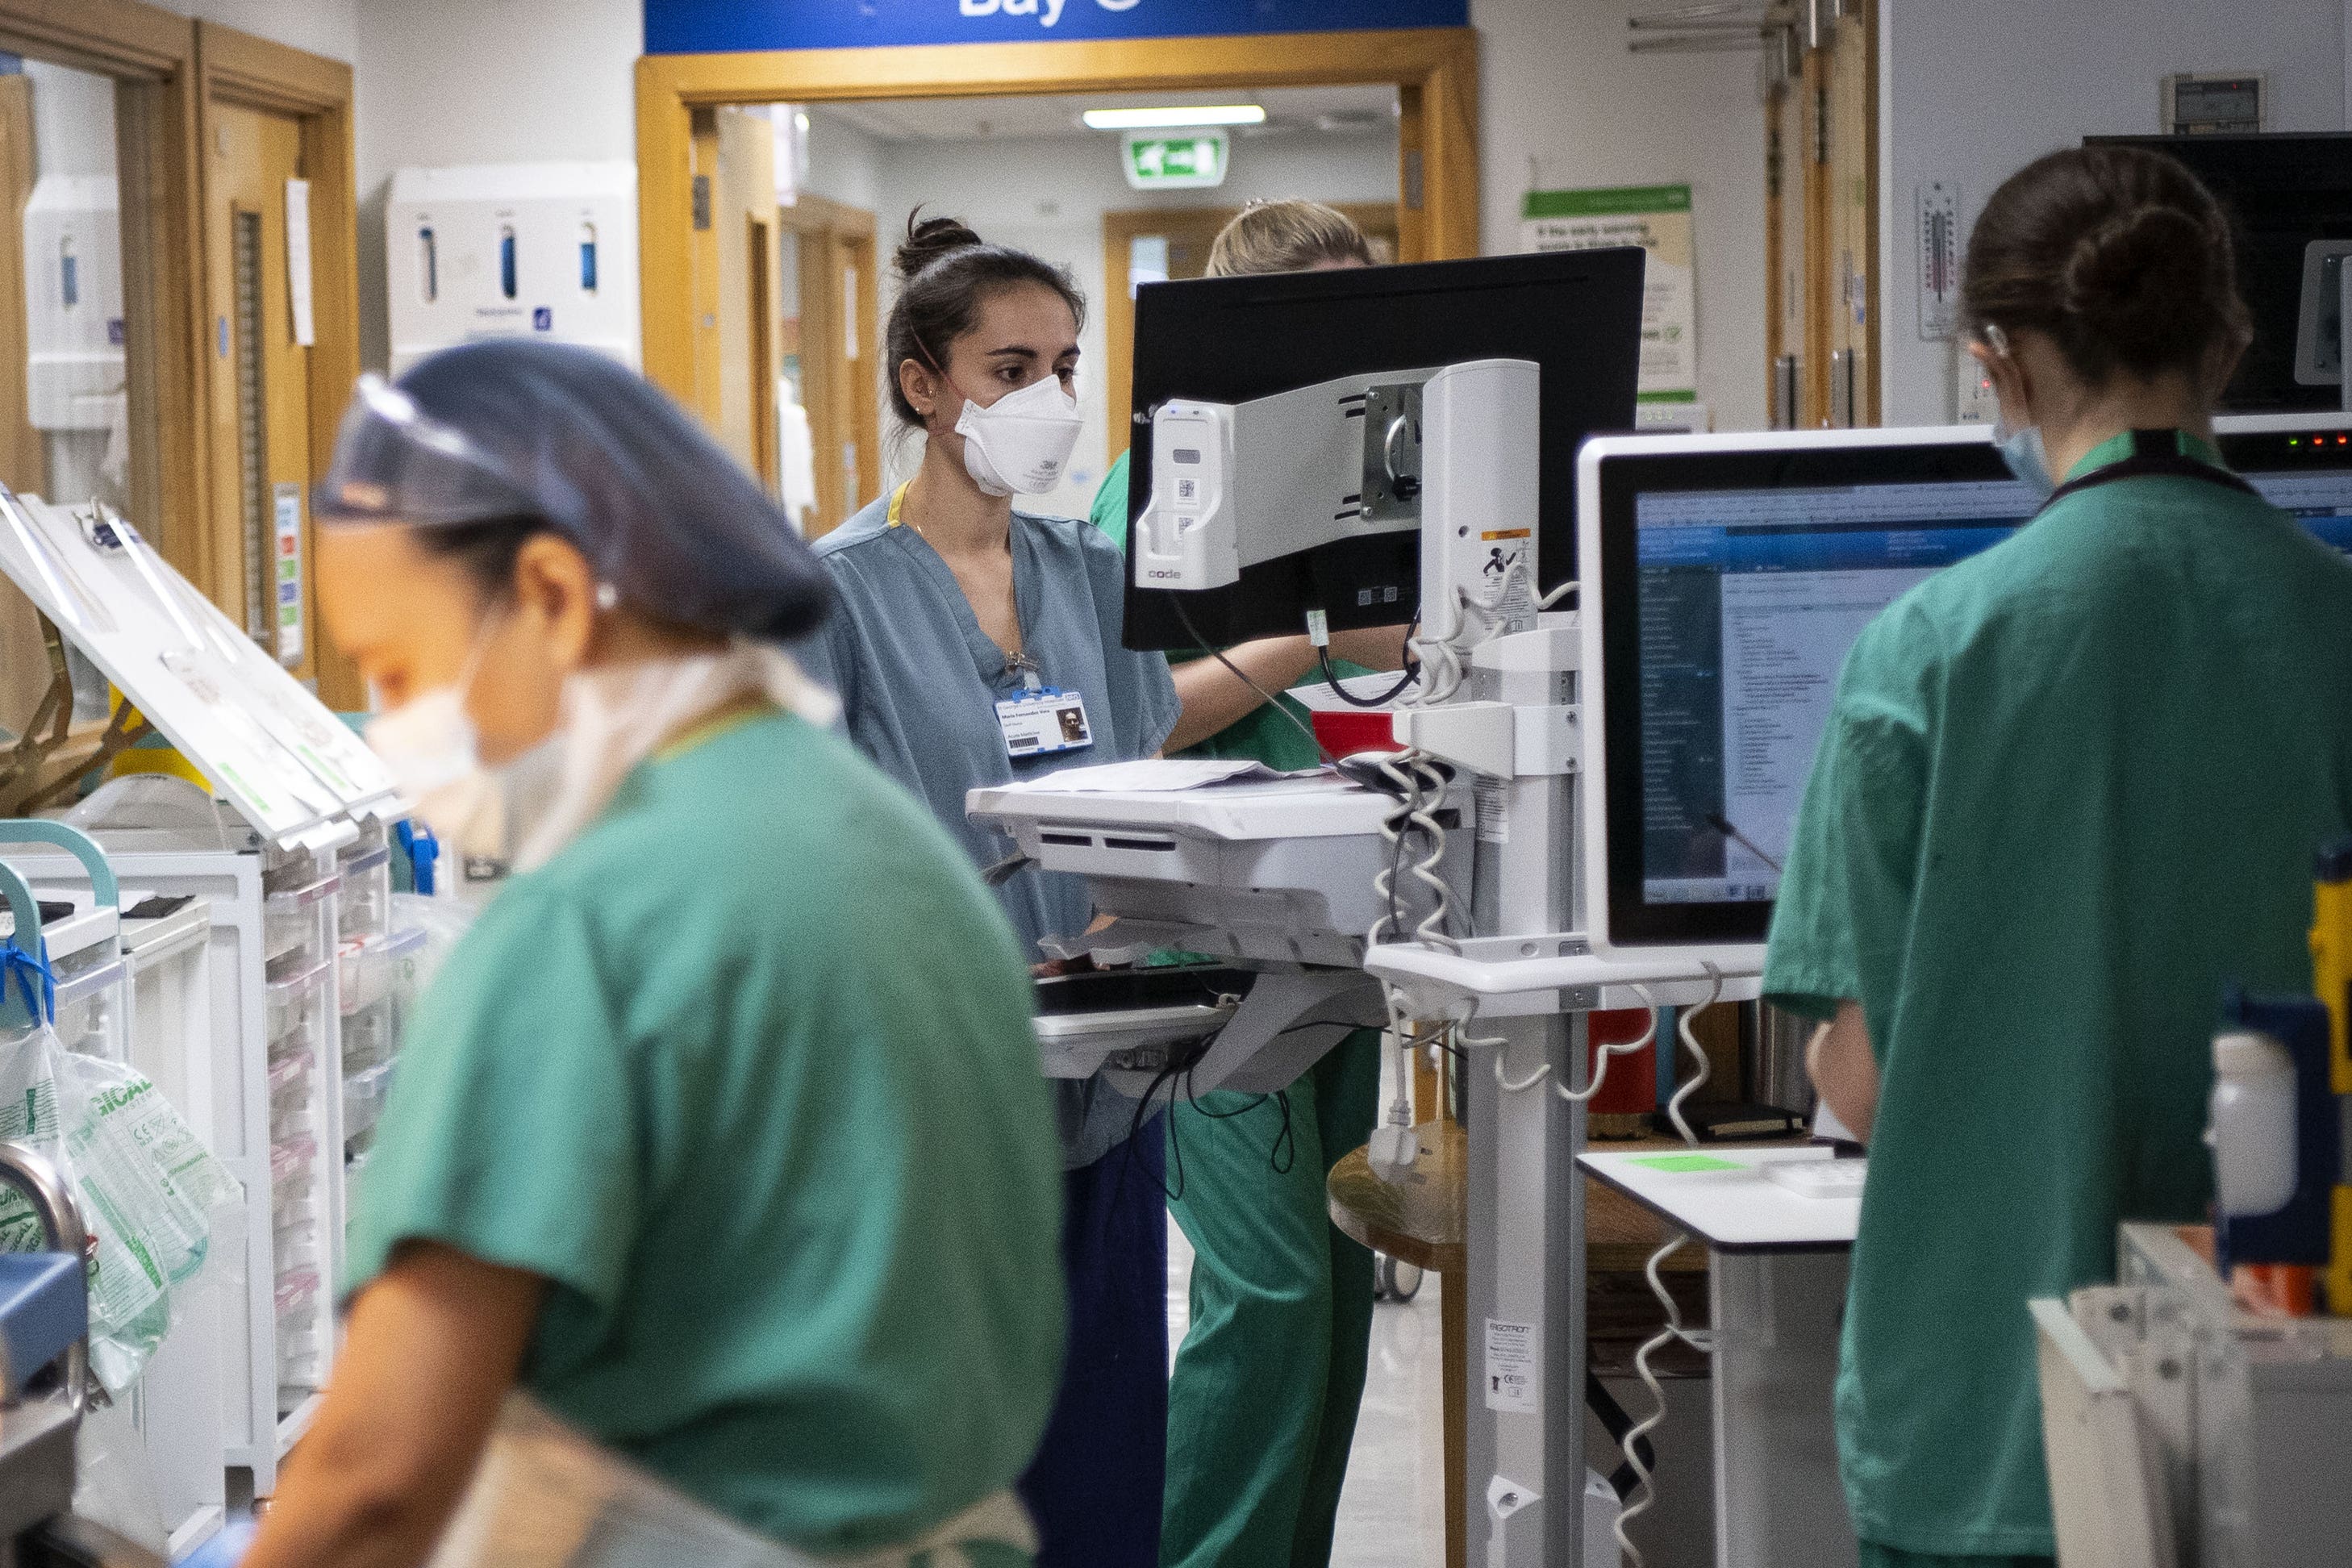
[954,375,1083,497]
[365,685,502,850]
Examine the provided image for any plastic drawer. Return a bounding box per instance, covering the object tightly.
[262,874,340,967]
[342,1058,396,1145]
[265,959,332,1054]
[336,844,391,944]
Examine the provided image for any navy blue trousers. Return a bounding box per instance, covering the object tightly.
[1019,1119,1170,1568]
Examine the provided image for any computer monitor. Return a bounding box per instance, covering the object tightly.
[1578,415,2352,970]
[1120,248,1645,652]
[2085,134,2352,415]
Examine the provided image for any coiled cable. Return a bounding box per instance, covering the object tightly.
[1612,963,1723,1568]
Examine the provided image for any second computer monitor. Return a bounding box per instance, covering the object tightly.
[1579,415,2352,970]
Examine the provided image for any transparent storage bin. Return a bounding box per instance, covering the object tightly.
[263,873,340,968]
[266,959,332,1059]
[336,843,392,945]
[271,1165,315,1227]
[266,1049,311,1098]
[386,923,431,1040]
[339,936,392,1017]
[341,998,393,1075]
[269,1136,316,1189]
[343,1058,396,1151]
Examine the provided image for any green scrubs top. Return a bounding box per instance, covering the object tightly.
[346,710,1065,1556]
[1764,431,2352,1558]
[1091,450,1374,771]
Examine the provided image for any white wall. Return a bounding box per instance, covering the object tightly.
[866,128,1399,516]
[155,0,357,65]
[1473,0,1770,431]
[1879,0,2350,425]
[803,112,885,211]
[23,58,115,179]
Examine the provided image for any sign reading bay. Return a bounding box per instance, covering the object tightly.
[643,0,1470,53]
[1124,131,1228,191]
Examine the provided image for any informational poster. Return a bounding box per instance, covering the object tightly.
[273,482,304,667]
[1521,183,1698,406]
[285,178,315,348]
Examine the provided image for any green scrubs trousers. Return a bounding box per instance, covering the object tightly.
[1160,1029,1382,1568]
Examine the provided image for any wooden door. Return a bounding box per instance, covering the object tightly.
[1100,201,1400,453]
[1770,1,1879,428]
[747,215,778,490]
[712,107,781,489]
[778,193,878,538]
[202,99,316,683]
[1825,0,1879,426]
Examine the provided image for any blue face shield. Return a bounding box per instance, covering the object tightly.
[315,342,832,644]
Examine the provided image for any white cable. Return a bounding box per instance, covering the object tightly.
[1366,556,1534,1149]
[1555,985,1658,1104]
[1478,986,1662,1101]
[1614,962,1724,1566]
[1614,1228,1699,1568]
[1662,965,1722,1145]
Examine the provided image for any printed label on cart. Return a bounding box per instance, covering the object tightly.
[1484,1317,1539,1414]
[995,687,1094,760]
[1475,775,1508,844]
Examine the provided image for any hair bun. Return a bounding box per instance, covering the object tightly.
[2061,204,2213,355]
[895,211,984,281]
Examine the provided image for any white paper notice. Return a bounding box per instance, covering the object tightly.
[285,178,315,347]
[1484,1318,1539,1413]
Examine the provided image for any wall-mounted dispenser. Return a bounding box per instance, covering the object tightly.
[386,161,640,375]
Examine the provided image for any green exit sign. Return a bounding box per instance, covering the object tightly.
[1122,130,1229,190]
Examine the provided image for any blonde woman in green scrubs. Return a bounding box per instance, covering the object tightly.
[1092,200,1409,1568]
[1766,146,2352,1568]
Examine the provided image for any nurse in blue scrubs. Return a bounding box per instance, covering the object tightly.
[798,214,1178,1568]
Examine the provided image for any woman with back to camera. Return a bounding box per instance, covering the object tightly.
[1765,144,2352,1567]
[232,339,1064,1568]
[798,215,1178,1568]
[1088,198,1408,1568]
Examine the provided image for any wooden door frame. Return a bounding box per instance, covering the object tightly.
[636,27,1480,413]
[193,20,361,707]
[776,191,877,536]
[1099,198,1398,452]
[0,0,206,587]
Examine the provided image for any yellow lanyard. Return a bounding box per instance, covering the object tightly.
[890,482,1035,683]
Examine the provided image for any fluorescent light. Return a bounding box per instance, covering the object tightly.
[1082,105,1266,131]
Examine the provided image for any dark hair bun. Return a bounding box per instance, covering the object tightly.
[2062,204,2212,359]
[1958,144,2249,388]
[895,212,984,281]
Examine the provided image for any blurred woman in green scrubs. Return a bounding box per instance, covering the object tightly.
[1766,146,2352,1568]
[1091,200,1408,1568]
[238,340,1065,1568]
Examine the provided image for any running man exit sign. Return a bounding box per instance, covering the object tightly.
[1124,131,1228,190]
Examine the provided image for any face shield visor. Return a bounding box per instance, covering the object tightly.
[314,373,546,528]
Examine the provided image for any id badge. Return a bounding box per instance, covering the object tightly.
[995,686,1094,760]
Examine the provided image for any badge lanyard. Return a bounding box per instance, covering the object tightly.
[891,483,1097,762]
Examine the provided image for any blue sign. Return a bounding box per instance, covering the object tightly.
[644,0,1468,55]
[533,307,554,331]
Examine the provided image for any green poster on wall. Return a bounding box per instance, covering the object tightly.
[1520,183,1696,404]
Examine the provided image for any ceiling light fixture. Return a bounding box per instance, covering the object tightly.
[1082,105,1266,130]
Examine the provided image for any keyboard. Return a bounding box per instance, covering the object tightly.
[1762,1159,1867,1199]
